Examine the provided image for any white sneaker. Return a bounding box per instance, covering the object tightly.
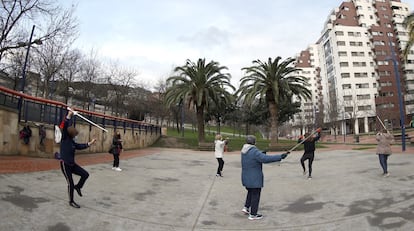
[248,214,263,220]
[115,167,122,171]
[383,173,390,177]
[242,207,250,215]
[112,167,116,170]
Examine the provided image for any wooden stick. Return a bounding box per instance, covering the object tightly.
[288,129,320,153]
[67,107,108,132]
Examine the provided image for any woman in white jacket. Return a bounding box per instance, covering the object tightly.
[214,134,228,177]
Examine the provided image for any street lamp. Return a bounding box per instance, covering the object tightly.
[19,25,42,93]
[17,25,42,121]
[387,39,406,152]
[180,98,185,137]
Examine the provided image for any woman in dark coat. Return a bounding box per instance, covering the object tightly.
[111,131,123,171]
[60,110,96,208]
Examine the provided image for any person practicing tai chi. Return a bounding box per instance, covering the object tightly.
[214,134,228,177]
[241,135,288,220]
[60,110,96,208]
[376,129,394,177]
[298,128,322,180]
[111,131,123,171]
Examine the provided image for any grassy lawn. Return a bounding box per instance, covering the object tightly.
[152,126,324,152]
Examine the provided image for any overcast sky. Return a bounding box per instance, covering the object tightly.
[66,0,414,90]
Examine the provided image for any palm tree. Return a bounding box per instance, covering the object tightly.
[164,58,235,144]
[237,57,311,145]
[403,13,414,59]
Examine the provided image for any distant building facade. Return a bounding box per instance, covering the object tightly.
[292,0,413,136]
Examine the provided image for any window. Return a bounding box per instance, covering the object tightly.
[344,95,353,101]
[353,62,367,67]
[375,50,387,56]
[350,41,363,46]
[345,106,354,112]
[340,62,349,67]
[337,41,346,46]
[357,94,371,100]
[354,72,368,78]
[335,31,344,36]
[358,105,372,111]
[356,83,369,89]
[373,41,385,46]
[341,73,350,78]
[343,84,352,89]
[379,92,394,97]
[380,82,392,87]
[351,52,365,57]
[339,51,347,56]
[378,71,391,76]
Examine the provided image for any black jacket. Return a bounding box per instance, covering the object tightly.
[59,117,89,165]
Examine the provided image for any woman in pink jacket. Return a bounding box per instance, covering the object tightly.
[376,129,394,177]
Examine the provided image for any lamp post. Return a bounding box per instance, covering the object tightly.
[343,111,346,143]
[178,97,184,137]
[388,39,406,152]
[19,25,36,92]
[18,25,40,121]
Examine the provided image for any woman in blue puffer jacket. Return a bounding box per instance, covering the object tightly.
[241,135,289,220]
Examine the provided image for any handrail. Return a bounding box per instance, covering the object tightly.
[0,85,154,126]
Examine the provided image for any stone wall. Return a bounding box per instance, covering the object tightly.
[0,106,160,158]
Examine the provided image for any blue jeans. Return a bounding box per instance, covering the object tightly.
[378,154,389,174]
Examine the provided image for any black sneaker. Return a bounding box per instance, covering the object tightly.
[74,186,82,197]
[69,201,81,208]
[248,214,263,220]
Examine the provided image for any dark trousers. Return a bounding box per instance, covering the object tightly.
[60,161,89,202]
[378,154,389,174]
[300,152,314,177]
[216,158,224,175]
[244,188,261,215]
[113,154,120,167]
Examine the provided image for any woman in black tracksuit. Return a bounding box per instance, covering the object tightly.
[298,128,321,179]
[60,110,96,208]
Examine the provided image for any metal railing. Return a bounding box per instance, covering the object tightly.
[0,85,160,134]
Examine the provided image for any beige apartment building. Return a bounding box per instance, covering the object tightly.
[292,0,413,137]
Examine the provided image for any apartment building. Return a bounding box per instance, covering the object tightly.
[294,0,413,136]
[291,45,323,136]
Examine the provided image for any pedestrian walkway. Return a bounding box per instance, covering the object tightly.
[1,146,414,230]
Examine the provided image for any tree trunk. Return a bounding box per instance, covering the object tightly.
[269,102,279,145]
[196,106,205,143]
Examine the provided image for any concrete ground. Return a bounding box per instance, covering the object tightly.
[1,147,414,231]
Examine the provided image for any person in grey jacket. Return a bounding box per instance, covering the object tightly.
[241,135,289,220]
[376,129,394,177]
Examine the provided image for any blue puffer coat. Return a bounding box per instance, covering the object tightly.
[241,144,283,188]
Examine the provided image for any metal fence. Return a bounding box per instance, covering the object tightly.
[0,85,160,135]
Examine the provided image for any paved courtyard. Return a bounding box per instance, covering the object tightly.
[0,147,414,231]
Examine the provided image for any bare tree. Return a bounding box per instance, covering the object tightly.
[0,0,78,61]
[76,49,101,109]
[104,61,138,116]
[57,49,82,104]
[324,99,341,141]
[150,78,170,126]
[33,35,75,99]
